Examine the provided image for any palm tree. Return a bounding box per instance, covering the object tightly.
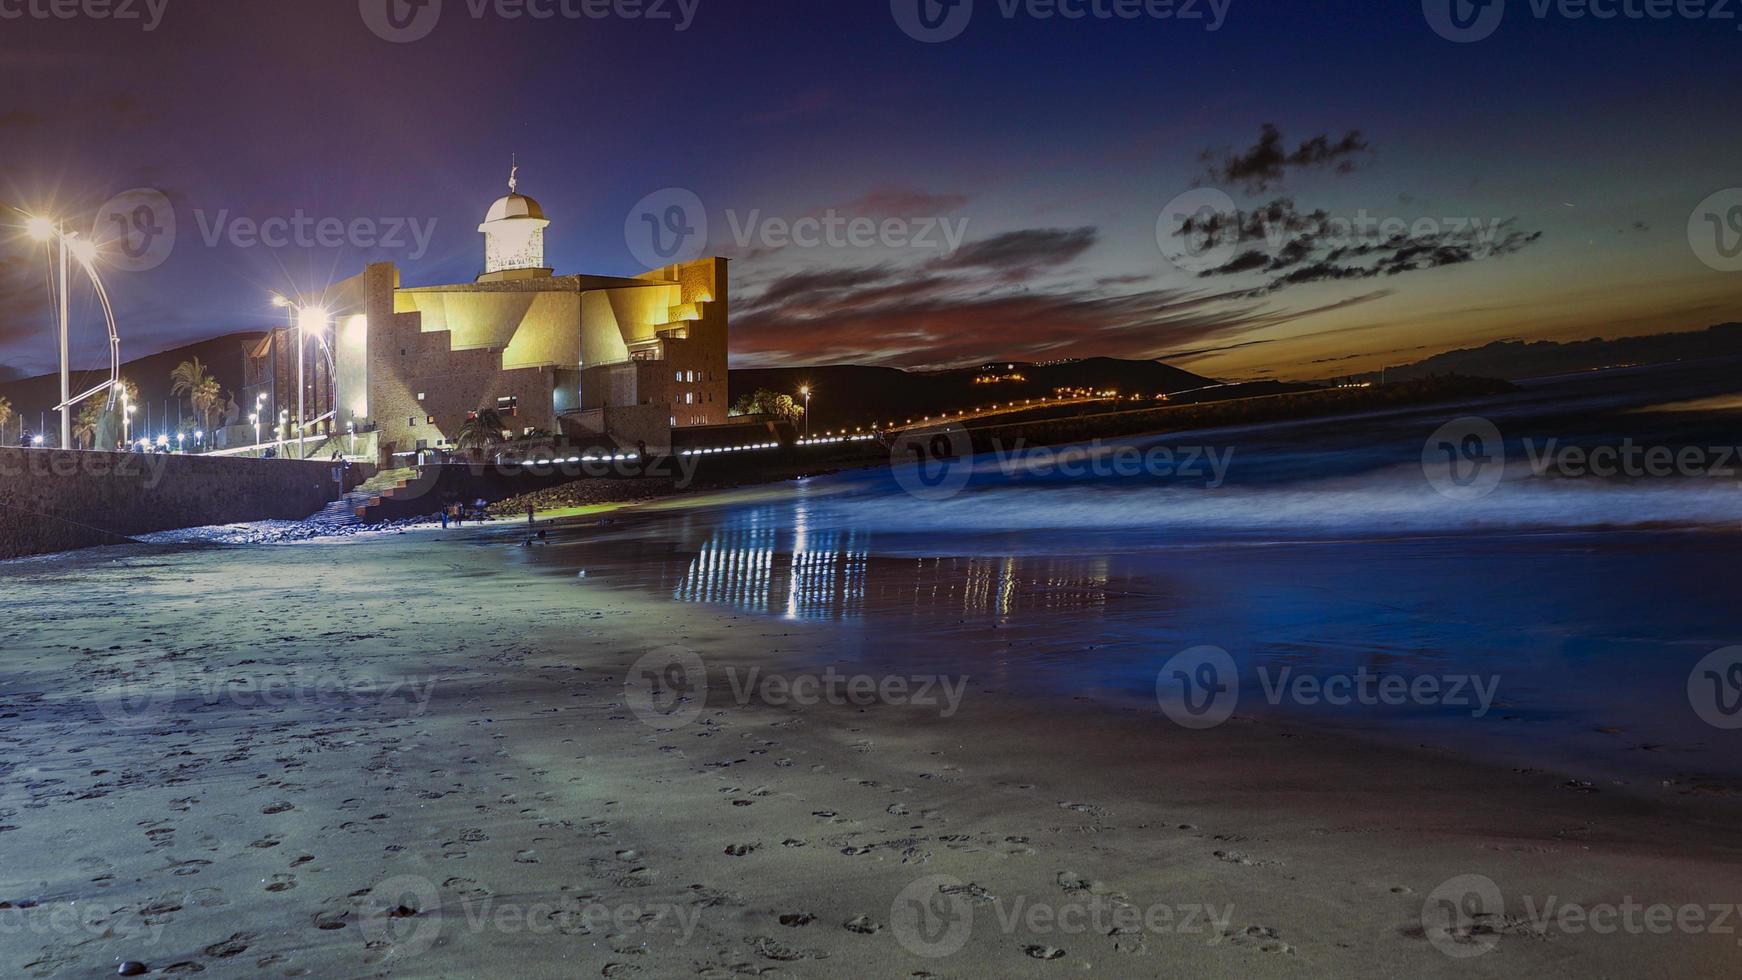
[0,396,12,444]
[171,358,223,433]
[74,400,104,450]
[455,408,509,459]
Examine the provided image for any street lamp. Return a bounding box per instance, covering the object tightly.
[799,385,812,440]
[26,216,73,450]
[272,294,329,460]
[194,429,204,453]
[250,412,260,447]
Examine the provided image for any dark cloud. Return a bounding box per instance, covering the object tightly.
[1180,198,1542,295]
[930,227,1097,274]
[750,265,899,308]
[731,248,1391,370]
[1203,124,1373,193]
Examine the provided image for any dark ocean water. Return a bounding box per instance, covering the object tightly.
[530,358,1742,789]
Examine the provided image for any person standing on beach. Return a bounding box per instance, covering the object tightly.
[527,504,536,525]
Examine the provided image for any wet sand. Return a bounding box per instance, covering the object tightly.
[3,519,1742,978]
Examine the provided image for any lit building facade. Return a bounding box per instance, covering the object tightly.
[326,176,728,462]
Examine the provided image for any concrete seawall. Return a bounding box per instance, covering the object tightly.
[0,449,371,560]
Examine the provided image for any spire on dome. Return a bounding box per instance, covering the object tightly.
[508,154,519,194]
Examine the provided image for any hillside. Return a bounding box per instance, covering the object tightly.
[729,357,1222,429]
[1331,322,1742,383]
[0,331,265,440]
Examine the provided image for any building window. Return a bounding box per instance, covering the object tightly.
[675,371,682,382]
[426,415,436,424]
[417,392,426,401]
[685,392,694,404]
[497,395,519,416]
[409,417,417,427]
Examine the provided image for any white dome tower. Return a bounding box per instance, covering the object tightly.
[478,157,552,282]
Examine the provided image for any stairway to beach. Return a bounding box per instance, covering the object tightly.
[304,467,420,529]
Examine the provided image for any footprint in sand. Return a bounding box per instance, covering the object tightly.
[842,914,881,934]
[263,874,296,892]
[1023,944,1066,959]
[1216,925,1296,954]
[1057,801,1106,817]
[724,843,758,857]
[777,912,815,927]
[202,931,256,957]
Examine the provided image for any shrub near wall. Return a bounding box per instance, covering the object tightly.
[0,449,370,560]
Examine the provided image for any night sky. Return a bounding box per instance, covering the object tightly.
[2,0,1738,382]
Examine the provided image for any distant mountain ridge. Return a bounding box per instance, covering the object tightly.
[1331,323,1742,383]
[730,357,1220,429]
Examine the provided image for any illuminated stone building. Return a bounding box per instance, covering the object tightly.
[326,170,728,462]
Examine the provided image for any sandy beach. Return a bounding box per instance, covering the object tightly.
[3,507,1741,979]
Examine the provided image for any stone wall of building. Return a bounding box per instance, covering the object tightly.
[0,448,367,560]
